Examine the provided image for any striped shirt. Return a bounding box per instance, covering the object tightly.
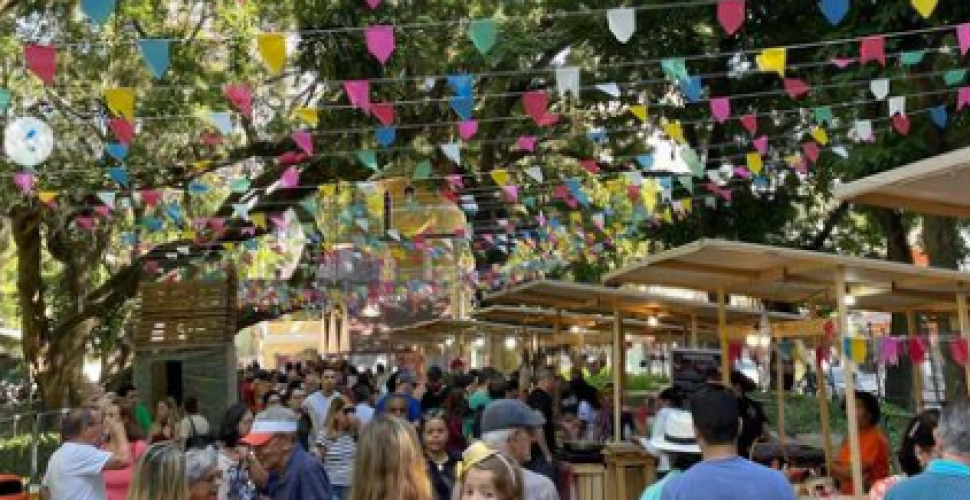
[320,433,356,487]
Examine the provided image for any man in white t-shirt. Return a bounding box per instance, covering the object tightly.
[42,407,132,500]
[303,367,337,437]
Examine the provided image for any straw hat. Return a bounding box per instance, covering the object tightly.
[649,410,701,454]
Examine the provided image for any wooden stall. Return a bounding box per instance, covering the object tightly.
[605,239,970,498]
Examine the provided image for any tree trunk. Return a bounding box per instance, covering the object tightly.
[922,215,967,402]
[877,209,917,410]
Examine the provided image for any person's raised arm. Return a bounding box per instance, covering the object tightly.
[103,417,131,470]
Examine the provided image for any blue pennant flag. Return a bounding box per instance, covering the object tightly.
[449,95,475,120]
[81,0,116,25]
[635,155,654,169]
[138,39,172,79]
[108,167,129,187]
[164,203,183,225]
[679,76,703,102]
[375,126,396,147]
[930,105,948,129]
[447,74,475,97]
[105,143,128,160]
[587,129,608,143]
[820,0,849,26]
[142,216,163,232]
[188,180,209,195]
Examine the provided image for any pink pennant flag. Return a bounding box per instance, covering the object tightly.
[140,189,160,207]
[13,172,34,194]
[733,166,751,179]
[958,87,970,110]
[580,159,601,174]
[280,166,299,188]
[740,113,758,134]
[523,91,559,126]
[362,0,382,8]
[951,338,969,366]
[458,120,478,140]
[553,185,570,199]
[878,337,900,365]
[344,80,372,112]
[501,185,519,203]
[364,25,395,65]
[224,84,253,117]
[958,24,970,56]
[371,102,395,125]
[447,174,464,189]
[753,135,768,155]
[277,152,308,165]
[784,78,811,98]
[24,44,55,85]
[627,185,641,200]
[77,216,96,231]
[831,57,857,69]
[909,336,927,363]
[710,97,731,123]
[789,155,808,175]
[892,114,911,135]
[94,205,112,218]
[292,131,313,155]
[859,36,886,66]
[200,132,223,146]
[270,214,287,229]
[109,118,135,144]
[564,196,578,209]
[802,141,821,163]
[517,136,538,152]
[716,0,745,35]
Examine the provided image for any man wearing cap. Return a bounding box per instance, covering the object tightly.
[242,406,334,500]
[421,366,450,413]
[476,399,560,500]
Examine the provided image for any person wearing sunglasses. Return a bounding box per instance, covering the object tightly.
[318,397,359,500]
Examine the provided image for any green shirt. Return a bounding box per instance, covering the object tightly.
[135,403,152,433]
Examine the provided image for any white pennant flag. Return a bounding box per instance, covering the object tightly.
[525,167,544,183]
[596,82,621,97]
[556,66,581,98]
[832,146,850,158]
[853,120,874,142]
[387,229,401,241]
[441,142,462,165]
[97,191,116,209]
[870,79,890,100]
[607,8,636,43]
[888,96,906,116]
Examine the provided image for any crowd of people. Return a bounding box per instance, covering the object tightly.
[35,359,970,500]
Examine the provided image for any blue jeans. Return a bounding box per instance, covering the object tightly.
[332,485,348,500]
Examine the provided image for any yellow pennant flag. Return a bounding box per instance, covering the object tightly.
[105,88,135,119]
[193,160,212,173]
[756,48,787,77]
[630,105,649,123]
[642,180,659,213]
[570,212,583,225]
[746,152,763,175]
[251,212,267,229]
[490,169,510,186]
[319,184,337,198]
[664,121,685,143]
[682,198,693,213]
[849,338,868,364]
[37,191,57,204]
[810,126,829,145]
[662,208,673,224]
[257,33,287,75]
[183,229,196,240]
[294,108,319,127]
[912,0,938,18]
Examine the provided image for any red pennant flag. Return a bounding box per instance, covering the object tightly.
[909,336,927,364]
[951,338,969,366]
[371,103,395,125]
[860,36,886,66]
[892,114,911,135]
[802,141,821,163]
[109,118,135,144]
[740,114,758,134]
[24,44,56,85]
[784,78,811,98]
[716,0,745,35]
[728,341,743,363]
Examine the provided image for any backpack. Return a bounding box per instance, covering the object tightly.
[470,404,486,439]
[184,415,214,449]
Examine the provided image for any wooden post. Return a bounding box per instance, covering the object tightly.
[958,294,970,396]
[814,338,834,477]
[690,314,699,348]
[836,267,864,497]
[775,335,788,460]
[717,289,731,385]
[613,304,624,442]
[906,311,923,411]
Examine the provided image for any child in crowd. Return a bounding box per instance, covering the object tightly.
[319,396,358,500]
[458,442,524,500]
[421,410,460,500]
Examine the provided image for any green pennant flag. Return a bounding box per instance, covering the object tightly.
[900,50,926,66]
[814,106,834,126]
[944,69,967,87]
[678,176,694,192]
[661,58,689,81]
[230,178,251,193]
[468,19,498,55]
[0,88,10,112]
[412,160,432,180]
[357,150,378,170]
[681,146,705,177]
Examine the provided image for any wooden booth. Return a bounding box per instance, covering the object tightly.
[605,239,970,499]
[133,276,239,428]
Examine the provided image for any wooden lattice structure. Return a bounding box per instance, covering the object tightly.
[135,274,237,350]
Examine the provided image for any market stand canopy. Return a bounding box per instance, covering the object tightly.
[604,239,970,313]
[834,147,970,219]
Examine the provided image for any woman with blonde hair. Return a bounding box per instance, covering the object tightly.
[149,397,182,444]
[349,415,433,500]
[127,442,188,500]
[319,397,358,500]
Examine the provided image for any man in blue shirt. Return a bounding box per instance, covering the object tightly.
[660,384,795,500]
[886,398,970,500]
[243,406,333,500]
[375,371,422,422]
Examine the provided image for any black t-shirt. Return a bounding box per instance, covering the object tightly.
[421,385,450,413]
[426,453,460,500]
[527,387,556,453]
[737,395,769,458]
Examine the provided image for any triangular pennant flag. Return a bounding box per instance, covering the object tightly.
[140,189,160,207]
[80,0,116,25]
[38,191,56,206]
[892,114,911,135]
[371,102,395,125]
[607,8,636,43]
[501,185,519,203]
[525,167,544,183]
[97,191,116,209]
[13,172,34,194]
[207,111,234,135]
[104,88,135,119]
[900,50,926,66]
[292,130,313,155]
[412,160,431,180]
[635,155,654,169]
[109,118,134,144]
[661,58,690,81]
[853,120,874,142]
[888,96,906,117]
[679,76,703,102]
[108,167,129,187]
[930,105,948,128]
[441,142,461,165]
[344,80,372,112]
[375,126,396,147]
[468,19,498,55]
[364,25,395,65]
[257,33,287,75]
[959,87,970,110]
[630,105,649,123]
[449,95,475,120]
[803,141,821,163]
[756,47,786,76]
[294,107,319,126]
[280,166,299,188]
[746,152,763,175]
[959,24,970,56]
[810,126,830,145]
[232,203,251,220]
[753,135,769,154]
[24,44,55,85]
[458,120,478,140]
[911,0,938,18]
[490,169,510,186]
[944,69,967,87]
[664,121,685,143]
[596,83,621,97]
[784,78,810,98]
[870,78,890,100]
[814,106,834,125]
[357,150,378,170]
[860,36,886,66]
[740,114,758,134]
[711,97,731,123]
[224,84,253,117]
[820,0,849,25]
[716,0,745,35]
[138,39,171,79]
[556,66,581,98]
[517,136,538,152]
[105,143,128,160]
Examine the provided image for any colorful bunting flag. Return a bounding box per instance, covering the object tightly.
[468,19,498,55]
[257,33,287,75]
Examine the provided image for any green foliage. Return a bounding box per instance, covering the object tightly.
[0,433,57,479]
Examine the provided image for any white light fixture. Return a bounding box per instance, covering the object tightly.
[759,335,771,348]
[844,294,857,307]
[504,337,517,350]
[473,337,486,348]
[570,325,582,333]
[444,337,454,347]
[647,316,659,327]
[745,335,759,348]
[362,302,380,318]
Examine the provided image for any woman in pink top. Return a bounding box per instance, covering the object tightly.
[103,398,149,500]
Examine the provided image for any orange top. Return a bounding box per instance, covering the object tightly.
[837,427,891,495]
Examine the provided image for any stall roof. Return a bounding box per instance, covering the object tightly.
[474,305,680,333]
[481,280,798,325]
[386,318,554,339]
[604,239,970,312]
[834,147,970,218]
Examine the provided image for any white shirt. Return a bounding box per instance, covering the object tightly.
[179,414,210,440]
[304,391,335,436]
[43,442,112,500]
[644,407,674,472]
[355,403,375,426]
